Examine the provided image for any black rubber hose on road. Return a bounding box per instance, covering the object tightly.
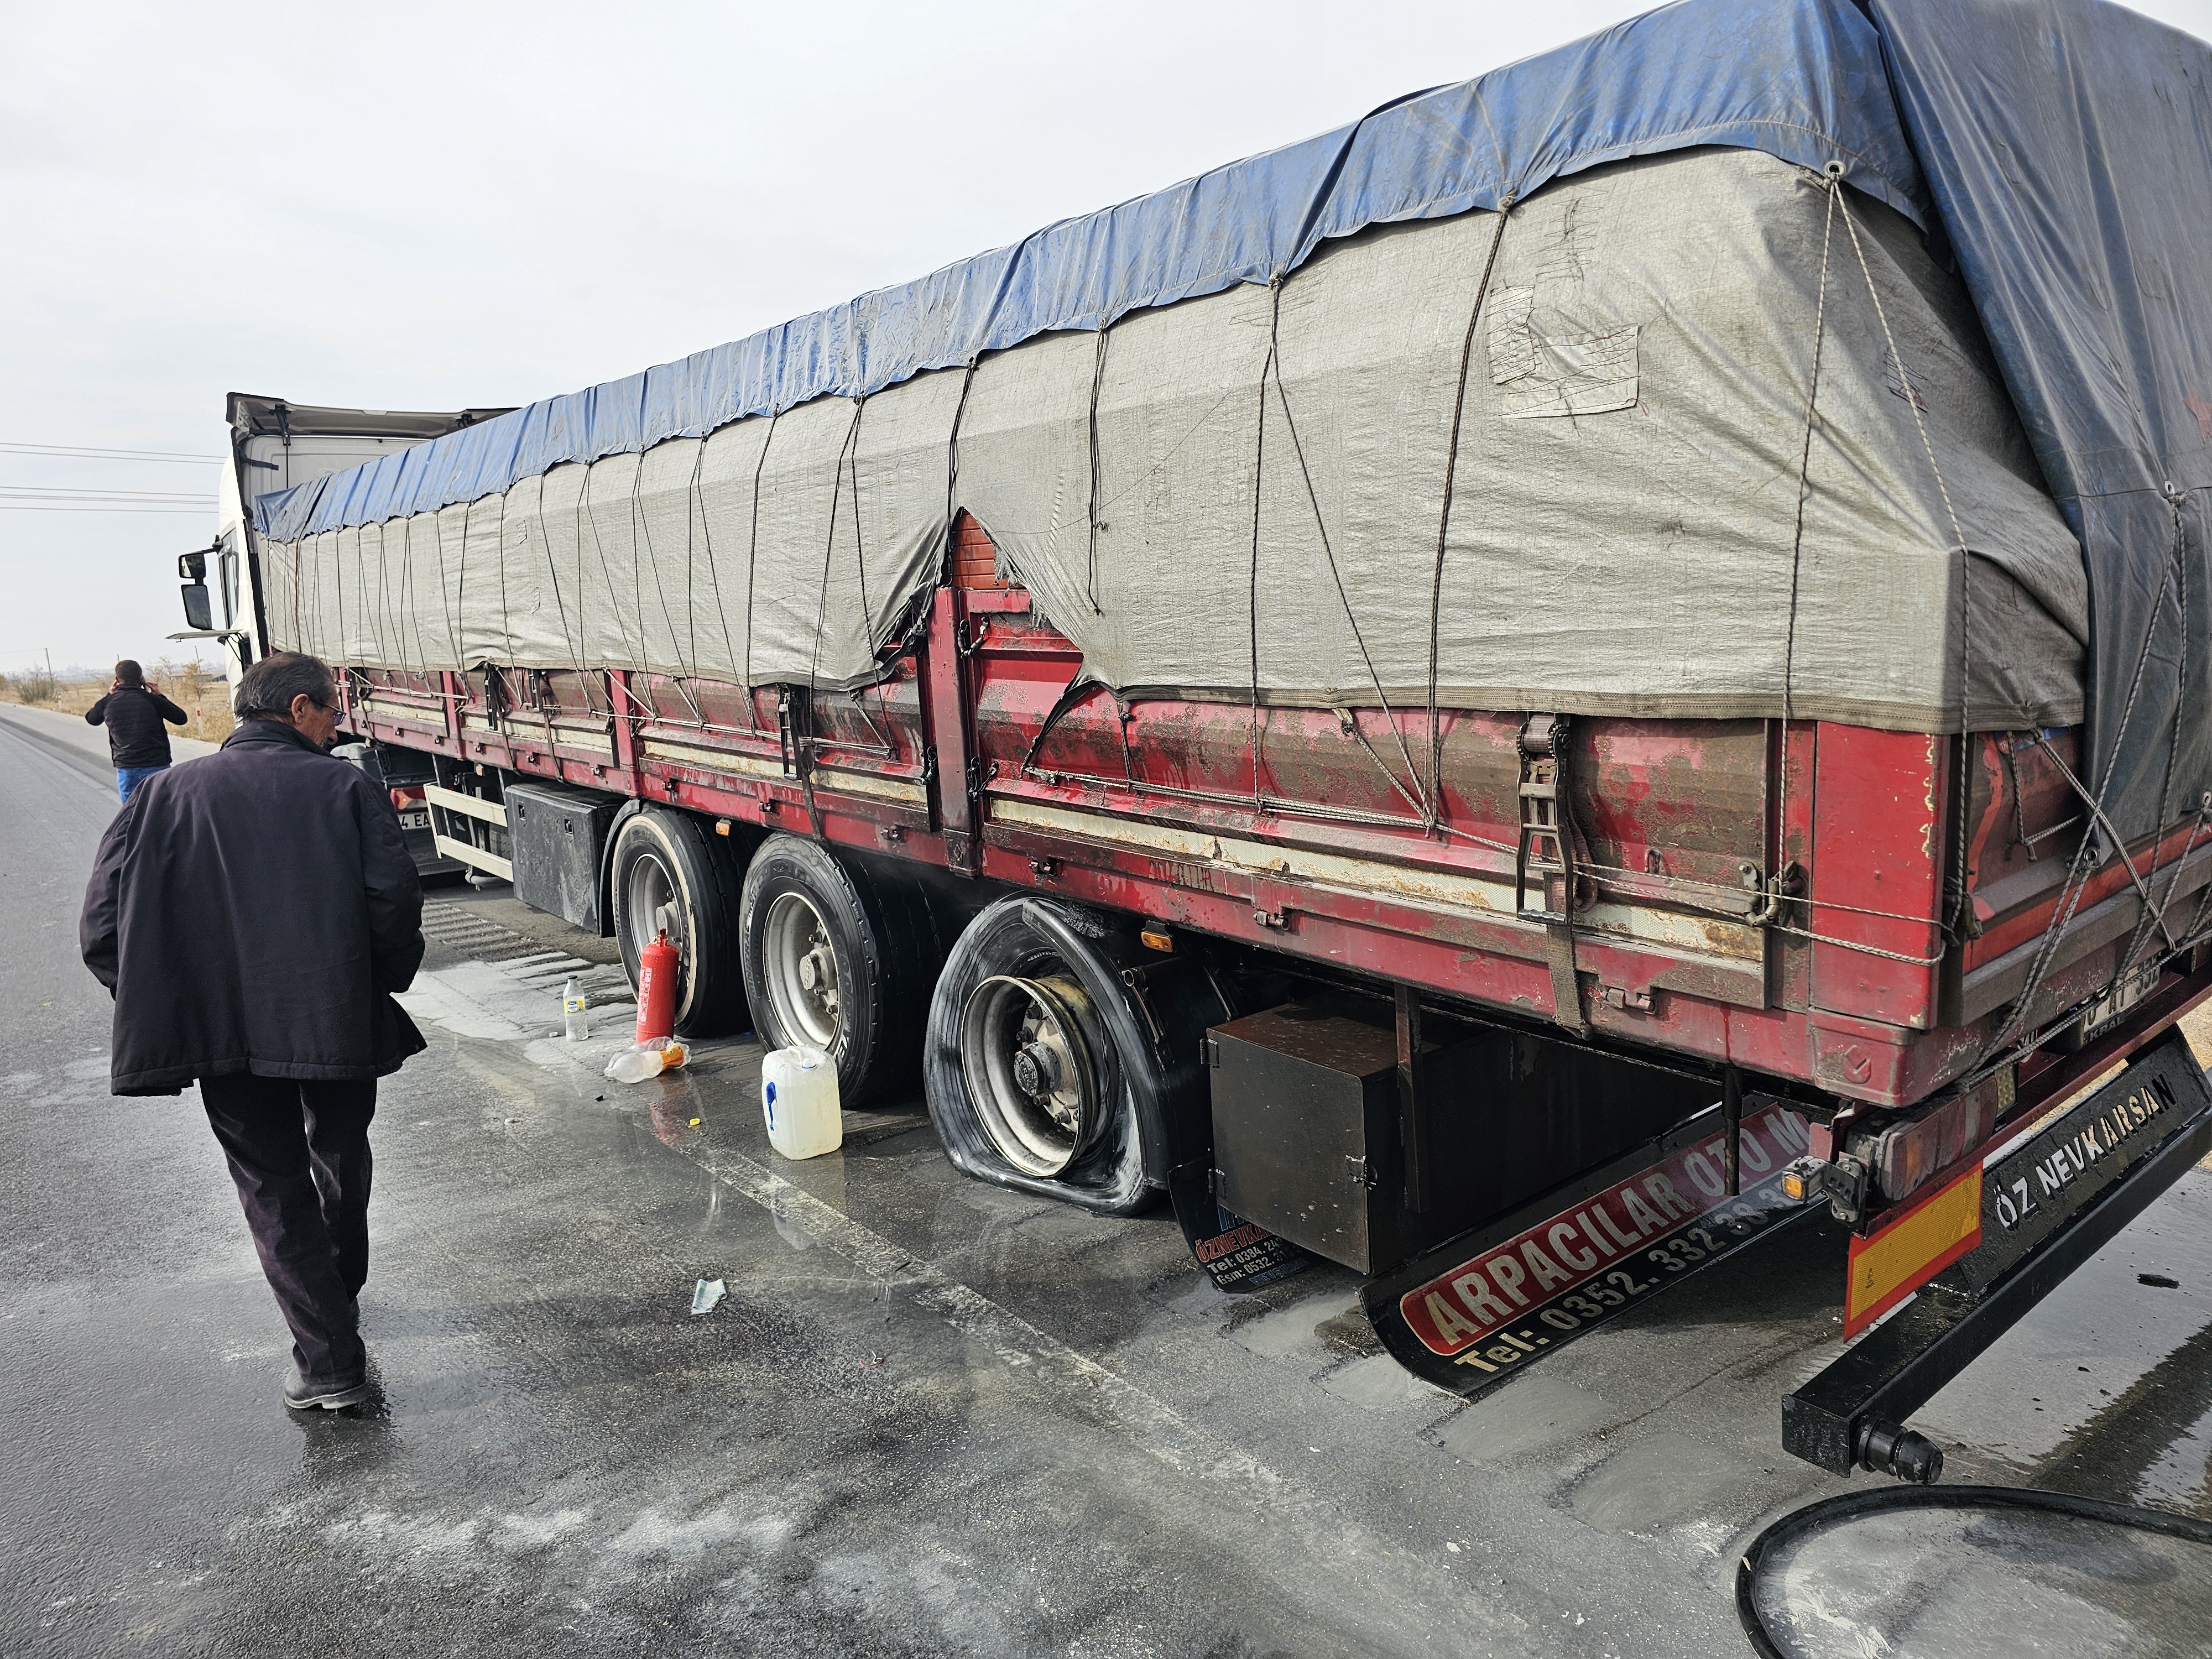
[1736,1484,2212,1657]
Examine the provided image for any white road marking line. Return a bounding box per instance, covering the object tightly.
[675,1134,1526,1645]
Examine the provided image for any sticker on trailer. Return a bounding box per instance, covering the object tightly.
[1842,1163,1983,1337]
[1364,1103,1815,1394]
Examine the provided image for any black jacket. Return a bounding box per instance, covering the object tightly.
[79,719,427,1095]
[85,684,188,769]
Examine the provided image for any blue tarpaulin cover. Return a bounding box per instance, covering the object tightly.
[254,0,1921,547]
[1870,0,2212,836]
[258,0,2212,841]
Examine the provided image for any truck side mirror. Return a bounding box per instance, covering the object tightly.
[178,545,216,631]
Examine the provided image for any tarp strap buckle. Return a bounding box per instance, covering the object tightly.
[1516,713,1590,1036]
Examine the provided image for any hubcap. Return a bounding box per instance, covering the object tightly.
[763,891,840,1048]
[623,849,686,1003]
[959,974,1100,1178]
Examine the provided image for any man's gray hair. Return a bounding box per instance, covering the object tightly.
[234,651,336,721]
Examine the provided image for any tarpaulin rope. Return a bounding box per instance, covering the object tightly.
[944,356,979,581]
[808,398,868,694]
[1833,172,1978,941]
[562,472,608,716]
[1265,269,1431,823]
[1774,162,1843,874]
[364,523,387,668]
[634,443,705,727]
[455,499,476,680]
[2116,487,2195,977]
[847,404,873,645]
[580,461,641,703]
[1244,286,1274,815]
[1425,193,1515,834]
[1980,523,2190,1063]
[741,411,781,728]
[1085,327,1111,615]
[495,492,516,674]
[525,475,593,711]
[432,502,463,674]
[690,435,749,729]
[622,448,685,722]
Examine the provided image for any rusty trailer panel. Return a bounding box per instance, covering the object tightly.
[332,517,2200,1136]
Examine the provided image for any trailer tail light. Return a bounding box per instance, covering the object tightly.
[1866,1065,2016,1207]
[390,785,426,810]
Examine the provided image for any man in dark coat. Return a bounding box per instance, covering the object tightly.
[85,658,188,802]
[80,651,425,1411]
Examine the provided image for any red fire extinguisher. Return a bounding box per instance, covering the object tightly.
[636,930,679,1043]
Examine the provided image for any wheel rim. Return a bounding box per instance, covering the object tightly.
[623,848,685,994]
[959,973,1100,1178]
[763,890,841,1048]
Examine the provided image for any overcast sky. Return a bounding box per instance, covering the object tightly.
[5,0,2210,679]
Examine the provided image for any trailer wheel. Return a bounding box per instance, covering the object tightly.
[609,807,747,1037]
[739,833,935,1106]
[925,896,1189,1215]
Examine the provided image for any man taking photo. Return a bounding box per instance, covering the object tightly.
[79,651,426,1411]
[84,659,188,803]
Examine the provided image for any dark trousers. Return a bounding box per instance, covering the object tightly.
[201,1073,377,1384]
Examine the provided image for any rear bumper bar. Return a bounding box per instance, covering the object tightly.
[1782,1026,2212,1476]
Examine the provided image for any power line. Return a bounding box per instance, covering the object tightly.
[0,441,222,464]
[0,485,217,502]
[0,504,213,514]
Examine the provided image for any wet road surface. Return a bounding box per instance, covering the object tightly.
[3,703,2208,1657]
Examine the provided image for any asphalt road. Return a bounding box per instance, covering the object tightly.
[3,700,2209,1657]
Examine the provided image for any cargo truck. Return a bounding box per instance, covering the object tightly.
[190,0,2212,1478]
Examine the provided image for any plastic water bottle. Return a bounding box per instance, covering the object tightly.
[564,975,589,1043]
[761,1045,841,1160]
[604,1037,688,1084]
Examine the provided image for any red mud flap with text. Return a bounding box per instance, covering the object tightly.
[1360,1102,1817,1394]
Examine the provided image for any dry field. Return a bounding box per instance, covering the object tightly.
[0,664,233,743]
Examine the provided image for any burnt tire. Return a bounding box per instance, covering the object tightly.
[608,807,748,1038]
[923,896,1220,1216]
[738,833,939,1107]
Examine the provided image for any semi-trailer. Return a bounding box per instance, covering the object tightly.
[189,0,2212,1475]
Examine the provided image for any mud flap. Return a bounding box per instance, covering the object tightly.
[1361,1100,1819,1395]
[1168,1159,1314,1292]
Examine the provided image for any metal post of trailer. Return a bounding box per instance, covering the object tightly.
[1395,986,1428,1215]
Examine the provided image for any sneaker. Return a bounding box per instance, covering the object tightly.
[283,1368,370,1411]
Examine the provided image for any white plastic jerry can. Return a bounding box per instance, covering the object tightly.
[760,1044,841,1160]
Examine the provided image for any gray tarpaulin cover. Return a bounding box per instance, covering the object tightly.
[258,0,2210,832]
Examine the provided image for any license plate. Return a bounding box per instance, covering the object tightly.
[2079,963,2159,1042]
[400,810,430,830]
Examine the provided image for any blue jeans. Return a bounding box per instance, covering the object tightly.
[117,764,167,804]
